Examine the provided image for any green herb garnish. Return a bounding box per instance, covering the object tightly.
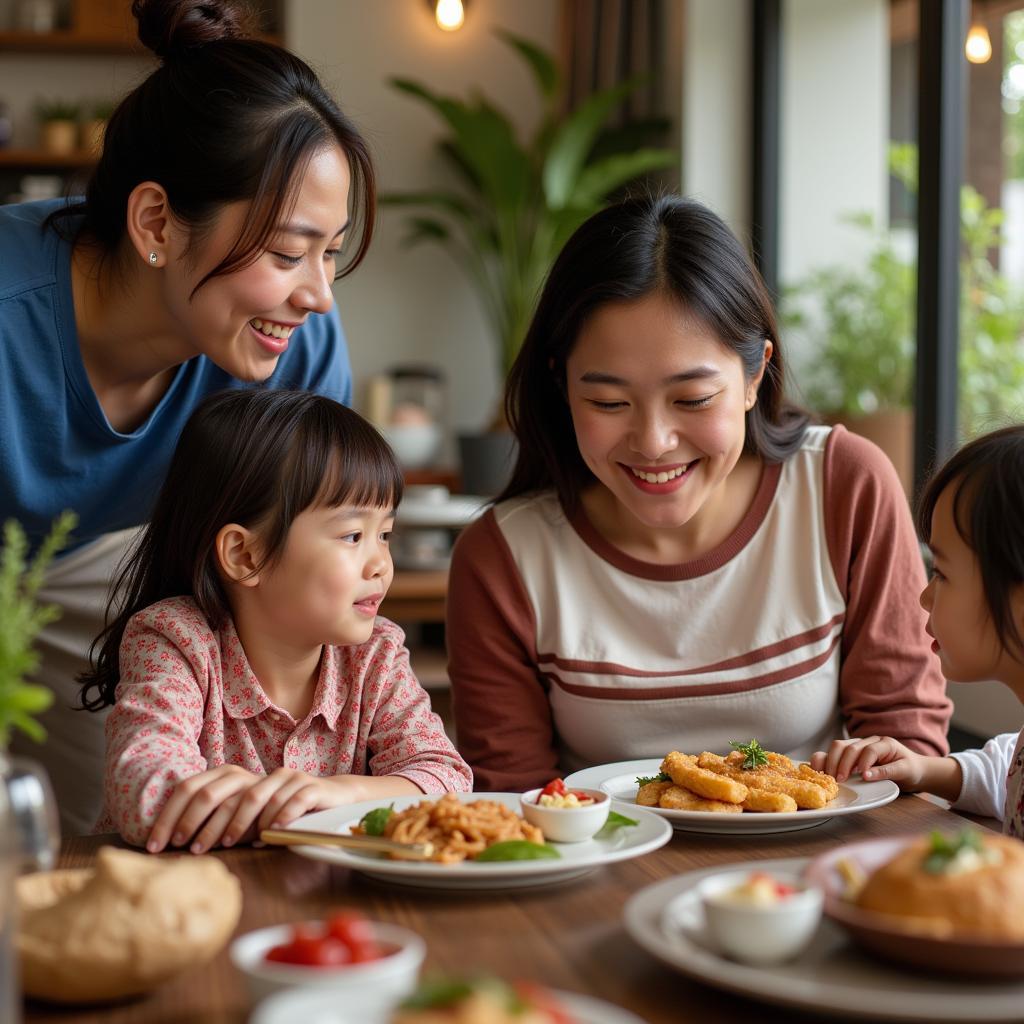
[635,772,671,787]
[397,978,478,1010]
[923,829,984,873]
[358,804,394,836]
[729,738,769,770]
[594,811,639,839]
[474,840,561,861]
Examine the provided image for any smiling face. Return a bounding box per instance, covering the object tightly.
[565,292,768,550]
[162,144,351,382]
[919,484,1023,685]
[250,502,396,649]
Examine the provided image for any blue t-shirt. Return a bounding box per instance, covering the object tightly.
[0,199,353,553]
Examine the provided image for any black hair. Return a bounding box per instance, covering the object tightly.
[917,424,1024,662]
[498,193,809,513]
[78,388,403,710]
[49,0,375,288]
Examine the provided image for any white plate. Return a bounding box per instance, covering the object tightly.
[281,793,672,890]
[251,986,648,1024]
[564,758,899,834]
[623,858,1024,1021]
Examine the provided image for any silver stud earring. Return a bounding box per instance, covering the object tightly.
[148,251,159,265]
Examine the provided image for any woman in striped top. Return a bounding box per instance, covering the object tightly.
[447,194,951,793]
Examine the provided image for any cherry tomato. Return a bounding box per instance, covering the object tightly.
[266,934,352,967]
[264,912,383,968]
[540,778,567,798]
[328,912,382,961]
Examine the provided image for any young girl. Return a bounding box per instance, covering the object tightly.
[812,425,1024,837]
[81,389,472,854]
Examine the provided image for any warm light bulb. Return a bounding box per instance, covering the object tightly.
[965,23,992,64]
[435,0,465,32]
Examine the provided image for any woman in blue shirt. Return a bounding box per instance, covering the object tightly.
[1,0,375,833]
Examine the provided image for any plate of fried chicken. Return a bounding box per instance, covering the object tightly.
[564,742,899,834]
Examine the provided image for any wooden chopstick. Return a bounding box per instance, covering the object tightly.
[259,828,435,861]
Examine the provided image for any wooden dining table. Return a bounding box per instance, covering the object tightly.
[23,795,996,1024]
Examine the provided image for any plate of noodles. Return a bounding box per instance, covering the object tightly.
[564,748,899,835]
[279,793,672,889]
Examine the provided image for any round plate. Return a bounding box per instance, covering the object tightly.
[805,836,1024,978]
[251,986,648,1024]
[280,793,672,890]
[623,858,1024,1021]
[565,758,899,834]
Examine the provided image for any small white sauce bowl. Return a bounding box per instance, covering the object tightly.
[520,787,611,843]
[697,869,823,966]
[230,919,425,1006]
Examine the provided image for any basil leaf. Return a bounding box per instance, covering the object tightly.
[474,840,561,861]
[594,811,639,839]
[358,804,394,836]
[636,772,671,786]
[398,978,477,1010]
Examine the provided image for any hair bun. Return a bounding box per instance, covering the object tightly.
[132,0,256,59]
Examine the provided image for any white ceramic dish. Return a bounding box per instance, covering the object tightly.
[564,758,899,834]
[623,857,1024,1021]
[697,868,823,965]
[251,986,649,1024]
[279,793,672,890]
[520,786,610,842]
[230,920,424,1005]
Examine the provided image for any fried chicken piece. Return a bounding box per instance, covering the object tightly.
[659,785,743,813]
[697,751,829,809]
[636,780,674,806]
[742,787,798,813]
[662,751,748,804]
[797,762,840,800]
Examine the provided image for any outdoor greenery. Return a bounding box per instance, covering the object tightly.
[383,31,677,381]
[785,143,1024,438]
[0,512,76,749]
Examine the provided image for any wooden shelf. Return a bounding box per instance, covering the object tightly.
[0,148,96,169]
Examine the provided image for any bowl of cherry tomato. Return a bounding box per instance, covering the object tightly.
[229,910,426,1004]
[520,779,610,843]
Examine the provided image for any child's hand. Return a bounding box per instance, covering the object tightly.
[147,764,261,854]
[809,736,932,787]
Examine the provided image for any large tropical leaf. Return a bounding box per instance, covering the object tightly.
[572,149,678,206]
[495,29,559,101]
[541,79,638,209]
[390,79,529,209]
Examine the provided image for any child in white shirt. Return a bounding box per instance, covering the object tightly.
[813,425,1024,837]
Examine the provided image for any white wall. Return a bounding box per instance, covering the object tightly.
[679,0,751,238]
[288,0,560,433]
[780,0,889,286]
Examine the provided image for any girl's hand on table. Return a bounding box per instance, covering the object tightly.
[147,764,261,853]
[810,736,931,786]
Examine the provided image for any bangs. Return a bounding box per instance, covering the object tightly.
[259,397,403,563]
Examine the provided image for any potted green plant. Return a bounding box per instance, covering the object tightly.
[34,98,80,155]
[782,211,915,492]
[784,143,1024,493]
[0,511,75,1024]
[383,31,676,494]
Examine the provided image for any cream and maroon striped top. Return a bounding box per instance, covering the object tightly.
[447,425,952,793]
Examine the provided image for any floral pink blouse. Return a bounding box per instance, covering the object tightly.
[98,597,472,845]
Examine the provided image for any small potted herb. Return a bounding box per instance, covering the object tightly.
[34,98,81,155]
[80,99,115,157]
